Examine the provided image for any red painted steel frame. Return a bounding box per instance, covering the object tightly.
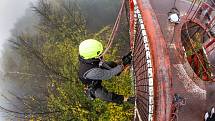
[201,2,215,27]
[135,0,173,121]
[205,38,215,54]
[205,39,215,48]
[129,0,135,50]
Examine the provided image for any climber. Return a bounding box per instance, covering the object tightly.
[78,39,133,104]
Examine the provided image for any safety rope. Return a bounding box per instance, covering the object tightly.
[99,0,126,58]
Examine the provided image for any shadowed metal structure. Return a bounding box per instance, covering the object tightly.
[130,0,172,120]
[128,0,215,121]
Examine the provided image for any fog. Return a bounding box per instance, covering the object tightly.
[0,0,124,120]
[0,0,36,120]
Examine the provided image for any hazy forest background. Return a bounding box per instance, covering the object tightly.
[1,0,134,120]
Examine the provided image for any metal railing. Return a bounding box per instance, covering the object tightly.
[133,3,154,121]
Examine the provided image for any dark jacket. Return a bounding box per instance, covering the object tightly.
[78,56,123,85]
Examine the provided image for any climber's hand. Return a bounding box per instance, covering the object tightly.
[205,107,215,121]
[122,51,132,66]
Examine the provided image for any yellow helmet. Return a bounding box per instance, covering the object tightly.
[79,39,103,59]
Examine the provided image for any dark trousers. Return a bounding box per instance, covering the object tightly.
[86,61,124,104]
[93,83,124,104]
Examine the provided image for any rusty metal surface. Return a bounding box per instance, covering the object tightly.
[147,0,215,120]
[149,0,192,43]
[135,0,173,121]
[131,0,215,120]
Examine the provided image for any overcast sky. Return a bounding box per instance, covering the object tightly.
[0,0,36,52]
[0,0,36,120]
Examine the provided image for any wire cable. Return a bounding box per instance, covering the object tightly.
[99,0,125,57]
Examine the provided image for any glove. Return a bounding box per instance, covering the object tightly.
[205,107,215,121]
[122,51,132,66]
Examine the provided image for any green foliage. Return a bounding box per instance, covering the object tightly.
[47,80,92,121]
[8,0,133,120]
[42,40,79,80]
[103,70,133,97]
[185,31,212,80]
[42,30,134,120]
[185,33,203,57]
